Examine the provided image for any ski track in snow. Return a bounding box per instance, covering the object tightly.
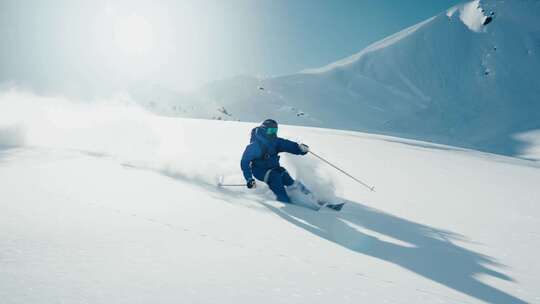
[3,141,536,304]
[14,155,479,304]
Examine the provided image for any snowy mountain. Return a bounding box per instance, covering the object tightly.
[1,91,539,303]
[1,1,539,302]
[180,0,540,157]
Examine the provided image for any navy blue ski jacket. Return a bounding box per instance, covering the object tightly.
[241,127,306,182]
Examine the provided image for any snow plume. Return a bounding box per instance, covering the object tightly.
[0,88,229,186]
[0,88,341,197]
[282,152,339,203]
[0,124,25,148]
[132,117,246,188]
[0,88,157,158]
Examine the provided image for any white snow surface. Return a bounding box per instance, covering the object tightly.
[1,91,539,304]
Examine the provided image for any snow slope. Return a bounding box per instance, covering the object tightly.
[177,0,540,158]
[1,91,539,303]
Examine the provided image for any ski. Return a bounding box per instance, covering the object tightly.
[318,201,345,211]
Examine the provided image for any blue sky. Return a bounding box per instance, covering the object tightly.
[0,0,461,97]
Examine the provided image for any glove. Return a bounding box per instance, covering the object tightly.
[299,143,309,154]
[247,179,256,189]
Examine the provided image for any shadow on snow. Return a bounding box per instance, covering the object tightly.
[260,200,527,304]
[120,159,527,304]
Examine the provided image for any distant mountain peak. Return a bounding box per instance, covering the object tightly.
[140,0,540,157]
[447,0,494,33]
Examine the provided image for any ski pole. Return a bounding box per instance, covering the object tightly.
[308,150,375,192]
[217,175,246,187]
[217,183,246,187]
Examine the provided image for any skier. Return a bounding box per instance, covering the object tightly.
[240,119,310,204]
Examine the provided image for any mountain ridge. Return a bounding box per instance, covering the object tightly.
[131,0,540,158]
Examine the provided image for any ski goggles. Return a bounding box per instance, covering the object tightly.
[266,127,278,135]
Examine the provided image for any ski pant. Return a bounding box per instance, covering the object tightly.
[261,167,294,203]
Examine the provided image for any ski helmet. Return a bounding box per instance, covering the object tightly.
[261,119,278,128]
[261,119,278,136]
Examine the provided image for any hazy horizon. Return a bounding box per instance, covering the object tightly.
[1,0,460,98]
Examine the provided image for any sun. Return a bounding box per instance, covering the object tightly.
[113,14,154,56]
